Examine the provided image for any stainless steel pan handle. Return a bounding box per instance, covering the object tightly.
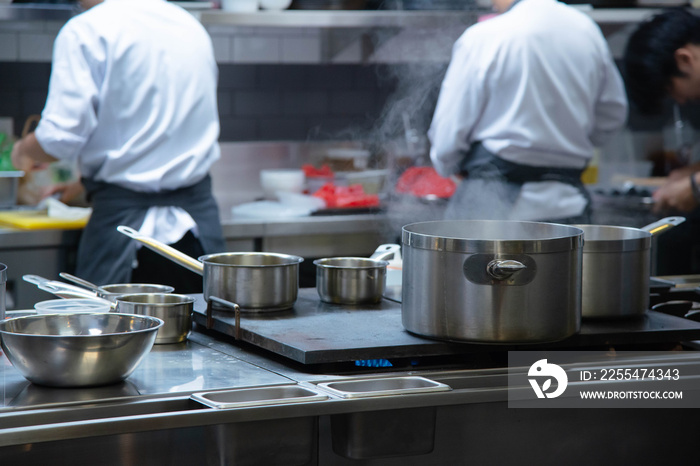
[23,275,100,298]
[370,244,401,262]
[38,283,113,307]
[59,272,107,294]
[207,296,241,338]
[640,216,686,236]
[117,225,204,275]
[22,274,52,286]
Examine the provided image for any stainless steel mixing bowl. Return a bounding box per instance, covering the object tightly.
[0,313,163,387]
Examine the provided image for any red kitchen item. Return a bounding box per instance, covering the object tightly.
[312,182,380,208]
[395,166,456,199]
[302,164,334,178]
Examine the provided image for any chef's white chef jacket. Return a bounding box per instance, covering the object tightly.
[34,0,220,243]
[428,0,628,221]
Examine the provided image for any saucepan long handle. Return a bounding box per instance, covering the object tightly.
[370,244,401,262]
[117,225,204,275]
[38,282,109,303]
[640,216,686,236]
[23,275,100,298]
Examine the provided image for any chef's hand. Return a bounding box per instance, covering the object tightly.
[41,180,85,205]
[652,174,698,213]
[667,162,700,181]
[10,132,57,173]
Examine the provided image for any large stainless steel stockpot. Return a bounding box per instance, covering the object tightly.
[575,216,684,319]
[117,226,303,311]
[401,220,584,344]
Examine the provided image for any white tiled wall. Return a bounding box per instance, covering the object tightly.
[0,19,459,64]
[0,32,17,61]
[0,20,66,62]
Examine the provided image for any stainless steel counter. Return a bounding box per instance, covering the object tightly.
[0,335,293,409]
[2,316,700,465]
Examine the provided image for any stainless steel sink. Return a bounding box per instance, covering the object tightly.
[191,384,328,409]
[315,376,451,399]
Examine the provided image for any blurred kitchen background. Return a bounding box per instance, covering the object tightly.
[1,0,700,277]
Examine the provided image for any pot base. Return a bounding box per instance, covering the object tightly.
[404,329,579,345]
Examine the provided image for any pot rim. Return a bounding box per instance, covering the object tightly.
[115,293,196,306]
[574,224,652,253]
[198,252,304,267]
[0,313,164,337]
[402,220,583,254]
[313,257,389,269]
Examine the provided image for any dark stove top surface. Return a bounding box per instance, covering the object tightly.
[191,288,700,367]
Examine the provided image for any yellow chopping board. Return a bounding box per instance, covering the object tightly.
[0,210,88,230]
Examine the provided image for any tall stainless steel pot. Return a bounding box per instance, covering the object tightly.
[575,216,684,319]
[117,226,303,311]
[401,220,584,344]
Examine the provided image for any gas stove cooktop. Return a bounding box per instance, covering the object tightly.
[191,286,700,372]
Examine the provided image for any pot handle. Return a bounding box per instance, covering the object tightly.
[58,272,106,294]
[207,296,241,339]
[486,260,527,280]
[370,244,401,262]
[24,275,101,298]
[117,225,204,275]
[22,274,52,286]
[640,216,685,236]
[37,283,114,309]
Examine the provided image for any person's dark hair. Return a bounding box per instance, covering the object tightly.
[623,8,700,114]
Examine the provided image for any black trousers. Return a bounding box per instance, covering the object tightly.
[130,231,205,294]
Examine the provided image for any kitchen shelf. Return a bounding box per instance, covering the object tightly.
[199,7,662,28]
[0,4,666,27]
[200,9,482,28]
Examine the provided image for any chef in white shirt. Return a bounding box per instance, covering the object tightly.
[11,0,225,291]
[429,0,628,223]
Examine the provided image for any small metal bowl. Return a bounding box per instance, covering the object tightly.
[313,257,389,305]
[115,293,194,344]
[0,313,163,387]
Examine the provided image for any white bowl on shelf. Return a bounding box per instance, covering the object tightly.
[260,169,305,200]
[259,0,292,9]
[221,0,259,12]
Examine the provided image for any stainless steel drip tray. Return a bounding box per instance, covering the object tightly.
[314,376,451,399]
[190,384,328,409]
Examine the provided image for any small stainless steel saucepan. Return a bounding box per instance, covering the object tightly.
[30,282,192,345]
[314,244,400,305]
[575,216,685,319]
[117,226,303,311]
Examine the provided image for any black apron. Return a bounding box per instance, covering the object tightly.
[445,142,592,223]
[76,175,226,285]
